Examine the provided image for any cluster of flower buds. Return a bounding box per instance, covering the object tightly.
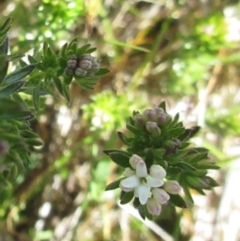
[133,107,171,134]
[65,54,100,77]
[119,154,181,216]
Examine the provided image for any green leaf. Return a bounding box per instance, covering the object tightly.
[158,101,167,112]
[75,76,99,90]
[0,98,34,121]
[168,127,185,138]
[28,55,38,64]
[75,44,91,56]
[85,47,97,54]
[138,205,146,220]
[144,148,154,168]
[33,86,40,110]
[4,64,35,84]
[169,194,187,208]
[178,126,201,141]
[58,42,68,58]
[0,18,11,45]
[103,149,131,156]
[24,138,43,146]
[95,68,110,76]
[120,191,134,204]
[105,179,122,191]
[187,152,208,163]
[177,162,197,171]
[126,123,140,136]
[108,152,131,168]
[117,132,130,145]
[0,37,9,84]
[0,81,25,98]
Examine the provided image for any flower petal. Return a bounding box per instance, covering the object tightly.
[137,184,151,205]
[150,165,166,179]
[136,161,147,177]
[147,176,164,187]
[123,167,135,177]
[120,176,139,189]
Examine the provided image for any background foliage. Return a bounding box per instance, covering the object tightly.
[1,0,240,240]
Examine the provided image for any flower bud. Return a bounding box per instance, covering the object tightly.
[153,107,164,115]
[146,198,162,216]
[150,165,166,179]
[133,114,145,126]
[164,180,181,194]
[90,61,100,72]
[67,55,78,68]
[156,113,171,125]
[142,109,157,121]
[145,122,161,135]
[65,67,74,75]
[129,154,143,169]
[75,67,87,76]
[80,54,93,62]
[79,59,92,70]
[152,188,170,204]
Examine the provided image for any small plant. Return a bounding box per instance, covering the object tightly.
[105,103,219,220]
[0,17,108,203]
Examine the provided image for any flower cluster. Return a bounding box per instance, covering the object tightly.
[105,102,219,220]
[64,54,100,77]
[120,154,181,216]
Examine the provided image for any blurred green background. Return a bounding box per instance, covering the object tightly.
[1,0,240,240]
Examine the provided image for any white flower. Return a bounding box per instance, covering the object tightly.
[120,156,164,205]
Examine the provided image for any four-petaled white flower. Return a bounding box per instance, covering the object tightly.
[120,155,165,205]
[119,154,182,216]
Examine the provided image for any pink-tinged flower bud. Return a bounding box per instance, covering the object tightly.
[146,198,162,216]
[152,188,170,204]
[150,165,166,179]
[142,109,157,121]
[153,107,164,115]
[156,113,171,125]
[75,67,87,76]
[164,180,181,194]
[129,154,143,169]
[145,121,161,135]
[133,114,145,126]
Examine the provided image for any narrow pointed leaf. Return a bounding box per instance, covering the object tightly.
[105,179,123,191]
[120,191,134,204]
[108,152,131,168]
[4,64,35,84]
[169,194,187,208]
[33,86,40,110]
[0,81,25,98]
